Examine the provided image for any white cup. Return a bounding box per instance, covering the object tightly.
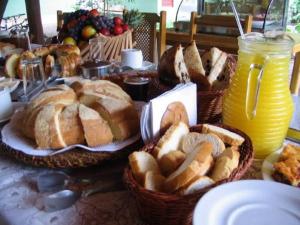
[121,49,143,69]
[0,87,13,121]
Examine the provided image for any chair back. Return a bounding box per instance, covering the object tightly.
[189,12,253,54]
[290,48,300,95]
[133,11,166,63]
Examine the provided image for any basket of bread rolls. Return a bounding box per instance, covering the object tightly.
[124,122,253,225]
[156,41,236,123]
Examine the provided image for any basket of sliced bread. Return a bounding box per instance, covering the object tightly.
[157,41,236,123]
[124,122,253,225]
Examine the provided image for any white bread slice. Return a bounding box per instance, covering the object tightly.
[182,175,214,195]
[202,124,245,146]
[153,122,189,160]
[78,91,114,107]
[91,98,139,140]
[129,151,160,185]
[181,132,225,157]
[4,53,20,78]
[164,141,213,192]
[59,103,85,146]
[79,104,113,147]
[184,41,206,77]
[158,150,186,176]
[201,47,223,75]
[34,104,65,149]
[158,44,190,85]
[207,52,227,86]
[144,171,166,192]
[219,147,240,162]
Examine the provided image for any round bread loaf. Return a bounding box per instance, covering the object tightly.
[22,80,139,149]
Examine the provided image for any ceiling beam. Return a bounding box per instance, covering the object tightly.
[25,0,44,44]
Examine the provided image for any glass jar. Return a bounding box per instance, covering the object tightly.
[223,33,294,159]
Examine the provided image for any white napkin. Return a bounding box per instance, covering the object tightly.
[140,82,197,143]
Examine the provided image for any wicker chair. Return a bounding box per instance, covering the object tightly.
[133,11,166,63]
[189,12,253,54]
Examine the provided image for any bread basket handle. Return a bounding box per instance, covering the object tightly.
[245,57,268,120]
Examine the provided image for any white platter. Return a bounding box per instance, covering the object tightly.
[193,180,300,225]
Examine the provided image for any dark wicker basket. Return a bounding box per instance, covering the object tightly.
[123,124,253,225]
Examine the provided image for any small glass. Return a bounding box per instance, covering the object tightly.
[88,36,106,61]
[123,77,150,102]
[19,57,46,102]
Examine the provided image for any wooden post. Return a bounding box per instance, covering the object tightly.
[25,0,44,44]
[0,0,8,23]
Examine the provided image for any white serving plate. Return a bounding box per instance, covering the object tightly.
[193,180,300,225]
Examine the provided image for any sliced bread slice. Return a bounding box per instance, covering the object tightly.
[158,150,186,176]
[129,151,160,185]
[181,132,225,157]
[201,47,223,75]
[79,104,113,147]
[181,175,214,195]
[59,103,85,146]
[91,98,139,140]
[164,141,213,192]
[153,122,189,160]
[202,124,245,146]
[144,171,166,192]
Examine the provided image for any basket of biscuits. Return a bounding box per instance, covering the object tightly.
[124,122,253,225]
[157,41,236,123]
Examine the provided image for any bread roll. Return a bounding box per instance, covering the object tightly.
[160,101,189,135]
[158,44,190,86]
[55,44,80,56]
[181,132,225,157]
[79,104,113,147]
[4,53,20,78]
[202,124,245,146]
[158,150,186,176]
[129,151,160,185]
[44,54,55,76]
[153,122,189,160]
[164,141,213,192]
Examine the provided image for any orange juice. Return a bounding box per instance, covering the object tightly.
[223,33,294,159]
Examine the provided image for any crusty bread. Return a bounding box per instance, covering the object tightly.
[202,124,245,146]
[181,132,225,157]
[153,122,189,159]
[55,44,80,56]
[34,104,65,149]
[4,53,20,78]
[158,44,190,86]
[144,171,166,192]
[158,150,186,176]
[201,47,223,75]
[59,103,85,146]
[164,141,213,192]
[91,97,139,141]
[129,151,160,185]
[160,101,189,135]
[210,148,240,182]
[181,175,214,195]
[206,52,227,86]
[79,104,113,147]
[44,54,55,77]
[33,47,50,57]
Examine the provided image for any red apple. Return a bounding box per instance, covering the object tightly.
[122,24,129,31]
[113,17,123,25]
[100,28,110,36]
[113,25,123,35]
[81,25,97,39]
[80,15,87,21]
[89,9,100,17]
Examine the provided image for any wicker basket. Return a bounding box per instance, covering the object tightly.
[80,29,133,62]
[123,124,253,225]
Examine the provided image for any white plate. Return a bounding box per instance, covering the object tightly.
[193,180,300,225]
[115,61,155,70]
[261,148,283,182]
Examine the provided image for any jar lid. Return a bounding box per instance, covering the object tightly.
[238,32,294,53]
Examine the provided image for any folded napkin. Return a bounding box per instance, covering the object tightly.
[140,82,197,143]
